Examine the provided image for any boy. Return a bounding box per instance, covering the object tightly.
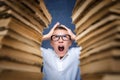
[41,22,82,80]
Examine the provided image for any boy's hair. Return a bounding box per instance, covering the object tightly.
[51,25,72,41]
[54,25,67,31]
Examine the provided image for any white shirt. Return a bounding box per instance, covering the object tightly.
[41,47,82,80]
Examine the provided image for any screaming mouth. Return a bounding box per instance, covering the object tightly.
[58,46,64,51]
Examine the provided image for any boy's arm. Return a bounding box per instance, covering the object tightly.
[42,22,60,40]
[60,25,76,41]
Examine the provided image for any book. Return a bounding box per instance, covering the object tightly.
[0,45,42,66]
[40,0,52,24]
[1,0,47,29]
[0,28,41,48]
[16,0,49,27]
[74,0,118,35]
[72,0,94,23]
[0,60,41,73]
[0,70,43,80]
[80,48,120,65]
[81,32,120,55]
[0,0,52,79]
[1,36,41,56]
[81,74,120,80]
[77,20,120,47]
[72,0,120,80]
[0,9,43,34]
[80,57,120,75]
[80,39,120,60]
[76,14,120,42]
[110,2,120,14]
[0,17,42,44]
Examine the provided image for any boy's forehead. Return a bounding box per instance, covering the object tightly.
[53,29,68,35]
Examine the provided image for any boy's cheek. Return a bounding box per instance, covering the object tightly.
[50,42,57,48]
[68,41,72,47]
[50,41,54,47]
[65,41,72,47]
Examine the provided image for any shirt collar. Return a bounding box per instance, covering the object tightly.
[53,50,69,60]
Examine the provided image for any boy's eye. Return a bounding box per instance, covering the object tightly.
[63,35,67,38]
[63,35,70,40]
[51,34,71,41]
[53,35,59,39]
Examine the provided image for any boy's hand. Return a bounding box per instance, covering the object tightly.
[61,24,76,40]
[43,22,60,40]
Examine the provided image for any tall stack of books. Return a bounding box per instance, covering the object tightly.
[72,0,120,80]
[0,0,52,80]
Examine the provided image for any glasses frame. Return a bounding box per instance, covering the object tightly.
[51,34,71,41]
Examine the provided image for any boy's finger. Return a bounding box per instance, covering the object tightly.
[53,22,60,28]
[61,24,70,31]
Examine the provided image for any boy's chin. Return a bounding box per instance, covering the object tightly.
[57,52,66,57]
[55,49,67,57]
[59,55,65,59]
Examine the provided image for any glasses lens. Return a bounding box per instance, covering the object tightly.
[62,35,71,41]
[51,34,71,41]
[51,35,59,41]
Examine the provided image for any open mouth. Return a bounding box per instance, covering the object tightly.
[58,46,64,51]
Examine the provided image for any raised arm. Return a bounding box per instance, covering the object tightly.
[42,22,60,40]
[60,24,76,41]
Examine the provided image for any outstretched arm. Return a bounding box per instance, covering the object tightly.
[42,22,60,40]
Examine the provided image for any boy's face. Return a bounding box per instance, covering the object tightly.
[50,29,72,58]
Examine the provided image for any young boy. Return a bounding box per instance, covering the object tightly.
[41,22,82,80]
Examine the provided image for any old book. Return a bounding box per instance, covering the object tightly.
[0,36,3,42]
[75,0,117,34]
[110,2,120,14]
[0,27,40,48]
[79,22,120,53]
[40,0,52,24]
[71,0,81,16]
[80,57,120,75]
[0,70,43,80]
[76,14,120,42]
[102,74,120,80]
[0,60,41,73]
[82,74,120,80]
[80,48,120,65]
[72,0,103,24]
[0,4,9,12]
[0,17,42,44]
[1,36,41,56]
[0,28,41,48]
[75,0,114,28]
[72,0,93,23]
[77,20,120,47]
[81,32,120,55]
[0,27,7,43]
[1,0,46,29]
[0,45,42,66]
[16,0,49,27]
[0,9,42,34]
[80,39,120,60]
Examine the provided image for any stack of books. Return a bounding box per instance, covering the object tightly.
[0,0,52,80]
[72,0,120,80]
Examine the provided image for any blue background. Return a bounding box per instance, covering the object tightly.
[42,0,77,48]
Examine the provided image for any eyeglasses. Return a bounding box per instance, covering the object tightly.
[51,34,71,41]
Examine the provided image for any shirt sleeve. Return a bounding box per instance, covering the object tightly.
[71,46,82,57]
[40,47,47,57]
[76,46,82,55]
[40,47,53,57]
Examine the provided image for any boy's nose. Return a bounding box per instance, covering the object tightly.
[58,37,63,42]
